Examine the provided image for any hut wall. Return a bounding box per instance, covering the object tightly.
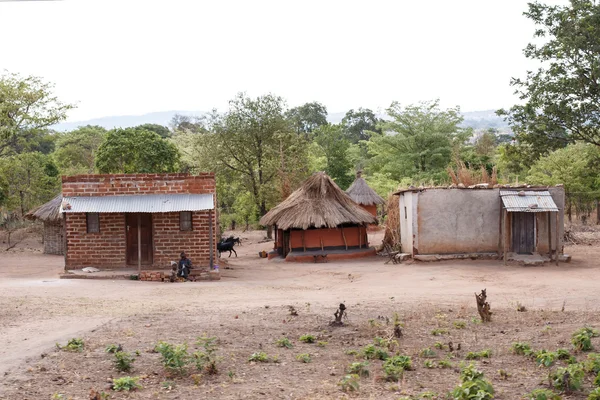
[360,204,378,218]
[43,222,64,255]
[289,226,368,251]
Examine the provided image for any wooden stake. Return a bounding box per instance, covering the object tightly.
[555,212,559,266]
[341,226,348,250]
[503,209,508,265]
[320,237,324,251]
[547,212,552,261]
[302,231,306,252]
[358,226,362,249]
[497,198,503,256]
[209,210,214,268]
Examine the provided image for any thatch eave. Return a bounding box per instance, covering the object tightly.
[25,194,62,224]
[346,176,385,205]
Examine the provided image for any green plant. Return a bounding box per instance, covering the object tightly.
[112,376,141,391]
[193,335,220,374]
[453,320,467,329]
[296,353,311,363]
[105,344,121,353]
[347,361,369,377]
[511,342,533,357]
[535,350,557,367]
[420,392,438,399]
[51,394,65,400]
[420,348,437,358]
[595,371,600,387]
[470,317,482,324]
[345,349,358,356]
[299,334,316,344]
[465,349,491,360]
[57,338,84,352]
[438,359,452,369]
[589,388,600,400]
[586,353,600,374]
[227,370,235,380]
[423,360,435,369]
[434,341,445,350]
[114,351,134,372]
[572,327,599,352]
[317,341,328,347]
[431,328,449,336]
[154,341,189,375]
[451,363,494,400]
[338,374,360,392]
[161,381,176,390]
[362,343,388,360]
[525,388,561,400]
[248,352,269,363]
[556,349,571,361]
[275,337,293,349]
[382,355,412,382]
[498,369,509,380]
[373,337,386,346]
[549,363,585,392]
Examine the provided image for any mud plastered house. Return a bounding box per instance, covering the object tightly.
[345,171,385,226]
[60,173,217,270]
[396,186,565,263]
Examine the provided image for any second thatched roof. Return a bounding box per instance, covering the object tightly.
[260,172,377,230]
[25,194,62,223]
[346,172,385,205]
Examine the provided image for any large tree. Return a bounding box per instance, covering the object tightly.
[341,107,382,143]
[95,127,180,173]
[500,1,600,147]
[313,124,353,189]
[0,72,74,157]
[285,101,328,135]
[54,125,106,175]
[135,123,171,138]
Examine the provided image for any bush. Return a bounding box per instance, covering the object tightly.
[595,371,600,387]
[362,344,388,360]
[535,350,557,367]
[105,344,121,353]
[296,353,311,363]
[419,348,437,358]
[193,335,220,375]
[248,352,269,363]
[451,363,494,400]
[511,342,533,357]
[423,360,435,369]
[383,355,412,382]
[572,327,599,352]
[114,351,134,372]
[338,374,360,392]
[525,388,561,400]
[586,353,600,374]
[347,361,369,377]
[57,338,84,352]
[112,376,141,391]
[438,359,452,369]
[299,334,316,344]
[465,350,491,360]
[431,328,449,336]
[154,341,189,375]
[548,363,585,392]
[556,349,571,361]
[275,337,293,349]
[453,320,467,329]
[589,388,600,400]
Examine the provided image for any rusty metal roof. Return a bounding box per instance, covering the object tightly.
[500,190,558,212]
[60,194,214,213]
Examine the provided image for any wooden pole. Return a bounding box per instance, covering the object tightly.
[341,226,348,250]
[137,213,142,275]
[320,237,324,251]
[302,231,306,252]
[358,226,362,249]
[63,212,68,272]
[547,212,552,261]
[503,209,508,265]
[498,198,503,256]
[555,212,559,266]
[209,210,214,268]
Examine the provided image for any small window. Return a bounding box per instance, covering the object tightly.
[404,207,407,220]
[87,213,100,233]
[180,211,193,231]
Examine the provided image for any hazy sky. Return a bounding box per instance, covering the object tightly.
[0,0,567,121]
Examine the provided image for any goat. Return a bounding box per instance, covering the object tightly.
[217,237,237,258]
[223,235,242,246]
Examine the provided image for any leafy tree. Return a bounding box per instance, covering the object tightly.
[313,124,353,189]
[53,125,107,175]
[285,102,328,135]
[135,123,171,138]
[0,152,60,215]
[0,72,74,157]
[368,100,468,183]
[170,114,207,134]
[500,1,600,147]
[95,127,180,173]
[341,108,381,144]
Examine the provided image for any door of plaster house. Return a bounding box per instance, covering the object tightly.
[283,230,290,257]
[511,212,535,254]
[126,213,153,265]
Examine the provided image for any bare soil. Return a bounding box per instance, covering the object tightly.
[1,228,600,399]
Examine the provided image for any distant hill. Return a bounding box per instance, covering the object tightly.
[53,109,510,133]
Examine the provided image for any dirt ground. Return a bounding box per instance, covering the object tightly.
[1,228,600,399]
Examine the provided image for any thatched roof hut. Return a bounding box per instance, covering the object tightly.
[260,172,376,230]
[346,171,385,206]
[25,194,62,223]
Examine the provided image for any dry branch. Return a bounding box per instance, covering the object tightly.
[475,289,492,322]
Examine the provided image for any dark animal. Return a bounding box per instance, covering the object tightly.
[217,237,237,258]
[222,235,241,246]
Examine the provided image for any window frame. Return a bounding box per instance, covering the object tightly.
[180,211,193,231]
[86,212,100,233]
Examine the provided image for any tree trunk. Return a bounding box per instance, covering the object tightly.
[596,199,599,225]
[260,200,272,239]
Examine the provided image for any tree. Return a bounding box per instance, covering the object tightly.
[313,124,353,189]
[341,108,382,143]
[0,72,74,157]
[95,127,180,173]
[500,1,600,147]
[368,100,468,183]
[170,114,207,134]
[135,123,171,138]
[285,102,328,135]
[53,125,106,175]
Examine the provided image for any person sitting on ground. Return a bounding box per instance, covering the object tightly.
[177,252,193,281]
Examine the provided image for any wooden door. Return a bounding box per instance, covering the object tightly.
[283,230,290,257]
[126,214,153,265]
[511,212,535,254]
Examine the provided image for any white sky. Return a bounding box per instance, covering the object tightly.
[0,0,568,121]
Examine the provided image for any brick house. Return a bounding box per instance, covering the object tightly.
[60,173,217,270]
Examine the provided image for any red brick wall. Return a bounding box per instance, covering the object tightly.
[289,226,369,250]
[63,173,217,270]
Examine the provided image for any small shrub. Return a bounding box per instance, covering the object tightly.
[345,349,358,356]
[516,302,527,312]
[420,348,437,358]
[161,381,176,390]
[347,361,369,377]
[586,353,600,374]
[451,363,494,400]
[154,341,190,375]
[248,352,269,363]
[535,350,557,367]
[595,371,600,387]
[193,336,220,375]
[105,344,121,353]
[572,327,599,352]
[383,355,412,382]
[556,349,571,361]
[525,388,561,400]
[420,392,437,399]
[299,334,316,344]
[275,337,293,349]
[423,360,435,369]
[431,328,449,336]
[362,344,388,360]
[465,349,491,360]
[438,359,452,368]
[114,351,134,372]
[317,341,328,347]
[338,374,360,392]
[511,342,533,357]
[296,353,311,363]
[453,320,467,329]
[57,338,84,352]
[589,388,600,400]
[112,376,141,391]
[434,341,445,350]
[373,337,386,346]
[548,363,585,392]
[498,369,510,380]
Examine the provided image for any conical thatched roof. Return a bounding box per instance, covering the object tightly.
[25,194,62,223]
[260,172,377,230]
[346,172,385,205]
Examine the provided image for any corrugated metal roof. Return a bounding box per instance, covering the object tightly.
[60,194,214,213]
[500,190,558,212]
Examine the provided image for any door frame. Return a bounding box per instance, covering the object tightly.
[125,213,154,266]
[510,212,536,254]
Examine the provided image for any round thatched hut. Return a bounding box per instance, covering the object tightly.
[345,171,385,218]
[25,194,64,255]
[260,172,377,262]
